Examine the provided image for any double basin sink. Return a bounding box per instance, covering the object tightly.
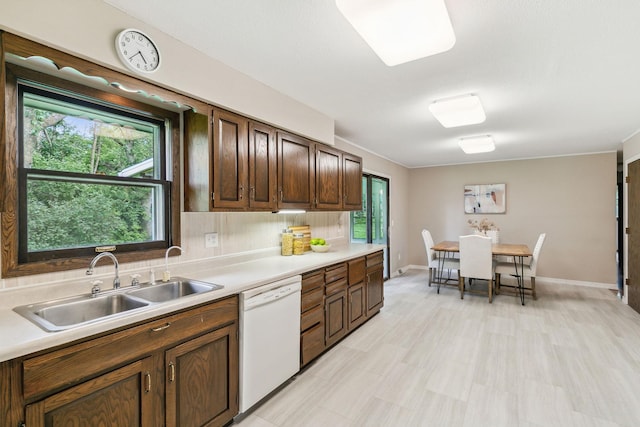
[14,278,223,332]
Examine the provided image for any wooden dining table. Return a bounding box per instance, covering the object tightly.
[432,240,533,305]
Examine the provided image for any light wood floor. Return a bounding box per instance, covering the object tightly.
[234,269,640,427]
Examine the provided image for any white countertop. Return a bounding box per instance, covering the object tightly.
[0,243,384,363]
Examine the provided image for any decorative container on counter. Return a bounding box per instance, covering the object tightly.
[281,229,293,256]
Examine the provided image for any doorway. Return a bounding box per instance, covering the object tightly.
[350,174,390,279]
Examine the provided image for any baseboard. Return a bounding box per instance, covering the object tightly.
[404,265,616,290]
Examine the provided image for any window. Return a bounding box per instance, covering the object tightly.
[2,58,181,277]
[18,83,171,262]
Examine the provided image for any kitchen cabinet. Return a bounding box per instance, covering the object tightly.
[186,109,361,212]
[366,251,385,317]
[248,121,277,210]
[25,357,155,427]
[347,256,367,330]
[212,107,248,209]
[184,109,277,211]
[343,153,363,210]
[10,296,238,427]
[315,144,342,210]
[300,269,325,367]
[324,262,348,347]
[277,131,315,210]
[298,253,384,368]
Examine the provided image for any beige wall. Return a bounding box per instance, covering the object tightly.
[0,0,334,145]
[408,153,618,285]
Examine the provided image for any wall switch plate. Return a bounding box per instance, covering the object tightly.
[205,232,218,248]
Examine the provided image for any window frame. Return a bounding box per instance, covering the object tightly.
[17,82,172,263]
[1,40,184,278]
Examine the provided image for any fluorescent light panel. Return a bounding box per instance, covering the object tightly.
[429,94,486,128]
[459,135,495,154]
[335,0,456,66]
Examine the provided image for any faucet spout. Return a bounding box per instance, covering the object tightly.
[87,252,121,290]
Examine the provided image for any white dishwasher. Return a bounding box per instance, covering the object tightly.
[239,275,302,414]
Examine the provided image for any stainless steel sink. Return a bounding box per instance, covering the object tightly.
[126,278,222,303]
[14,293,149,332]
[14,277,224,332]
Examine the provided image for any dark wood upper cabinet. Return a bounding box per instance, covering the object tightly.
[277,131,315,210]
[248,121,277,210]
[315,145,342,210]
[186,109,362,212]
[212,108,248,209]
[343,153,363,211]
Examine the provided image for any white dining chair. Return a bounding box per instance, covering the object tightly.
[495,233,546,300]
[458,234,496,303]
[421,229,459,292]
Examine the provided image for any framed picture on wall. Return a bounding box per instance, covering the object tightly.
[464,183,506,214]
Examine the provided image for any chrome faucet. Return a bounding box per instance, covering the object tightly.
[86,252,121,290]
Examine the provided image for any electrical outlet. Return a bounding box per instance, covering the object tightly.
[205,232,218,248]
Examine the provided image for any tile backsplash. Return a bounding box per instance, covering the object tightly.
[1,211,350,290]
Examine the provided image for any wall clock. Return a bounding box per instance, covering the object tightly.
[115,29,161,74]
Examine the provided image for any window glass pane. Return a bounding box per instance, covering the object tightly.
[23,91,158,179]
[27,177,163,252]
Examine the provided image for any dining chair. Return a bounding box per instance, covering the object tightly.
[458,234,496,303]
[495,233,546,300]
[421,229,459,292]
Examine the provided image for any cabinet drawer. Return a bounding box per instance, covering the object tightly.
[300,304,323,332]
[348,257,366,285]
[366,251,384,268]
[325,277,348,296]
[301,286,323,313]
[325,263,347,284]
[301,323,324,367]
[302,269,324,293]
[22,296,238,402]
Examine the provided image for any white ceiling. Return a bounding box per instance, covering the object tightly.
[104,0,640,168]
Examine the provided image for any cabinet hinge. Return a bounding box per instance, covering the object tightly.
[626,227,630,234]
[626,176,630,183]
[626,278,630,286]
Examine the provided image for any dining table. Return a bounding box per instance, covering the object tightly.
[432,240,533,305]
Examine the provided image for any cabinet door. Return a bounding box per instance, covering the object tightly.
[212,108,248,209]
[348,281,367,330]
[25,357,154,427]
[315,144,342,210]
[343,153,363,210]
[277,132,315,210]
[248,121,277,210]
[165,323,239,427]
[325,289,347,347]
[184,110,211,212]
[366,266,384,316]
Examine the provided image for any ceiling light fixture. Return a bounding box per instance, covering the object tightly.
[429,94,486,128]
[335,0,456,66]
[459,135,495,154]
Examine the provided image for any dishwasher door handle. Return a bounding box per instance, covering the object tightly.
[244,284,301,310]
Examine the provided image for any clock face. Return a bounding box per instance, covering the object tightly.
[116,29,161,74]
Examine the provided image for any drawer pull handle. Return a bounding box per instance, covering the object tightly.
[169,362,176,382]
[151,322,172,332]
[144,372,151,393]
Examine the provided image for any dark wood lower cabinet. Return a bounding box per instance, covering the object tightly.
[300,251,384,367]
[25,357,154,427]
[10,296,239,427]
[325,289,348,347]
[166,324,238,427]
[348,281,367,330]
